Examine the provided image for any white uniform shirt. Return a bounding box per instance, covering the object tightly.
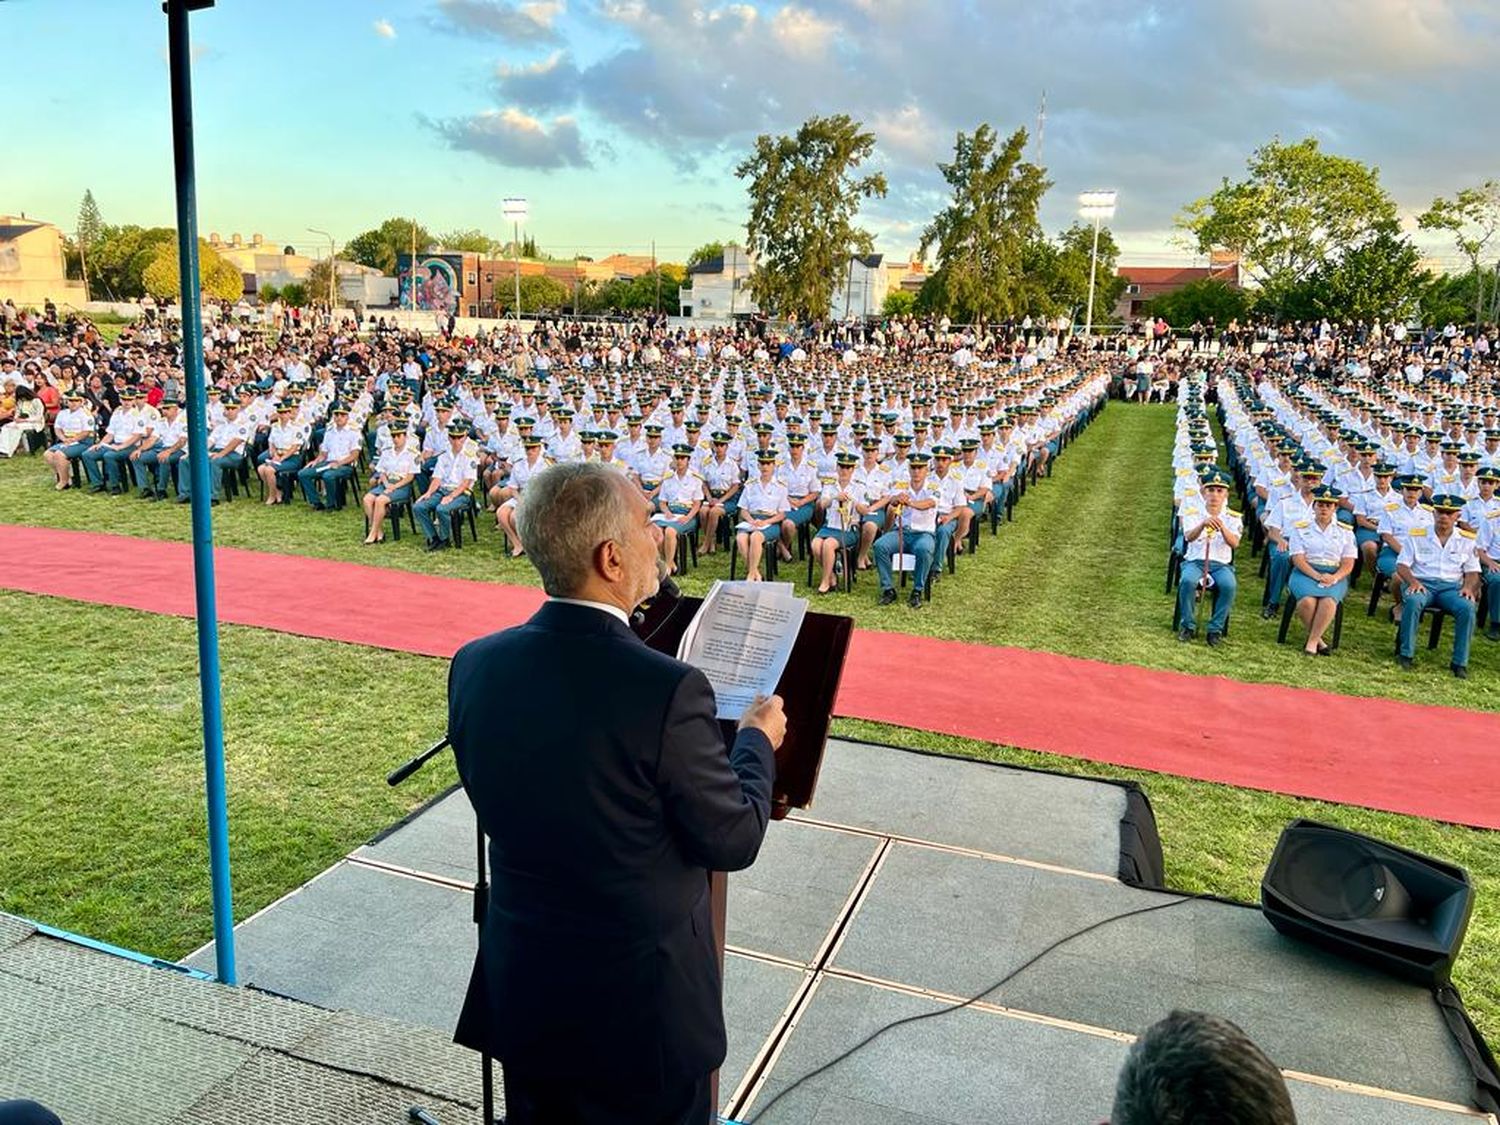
[153,414,189,449]
[320,425,362,462]
[375,446,419,481]
[1378,501,1434,545]
[703,456,742,498]
[778,457,820,501]
[1183,509,1243,565]
[54,407,94,438]
[895,476,943,534]
[1289,519,1356,569]
[659,471,703,514]
[819,479,865,531]
[739,478,789,520]
[433,447,477,491]
[208,416,252,453]
[1398,526,1480,582]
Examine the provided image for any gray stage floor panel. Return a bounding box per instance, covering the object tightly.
[186,860,477,1030]
[355,786,480,883]
[185,860,808,1118]
[828,842,1476,1106]
[794,739,1127,875]
[736,975,1478,1125]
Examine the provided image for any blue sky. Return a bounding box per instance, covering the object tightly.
[3,0,1498,266]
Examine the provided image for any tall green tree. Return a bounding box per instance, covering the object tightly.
[75,190,104,297]
[1034,222,1125,321]
[142,239,244,302]
[345,218,434,275]
[499,274,570,314]
[1419,181,1500,325]
[736,114,887,319]
[1177,137,1398,308]
[1277,222,1425,323]
[1143,279,1251,326]
[918,124,1051,322]
[438,228,501,255]
[86,225,176,299]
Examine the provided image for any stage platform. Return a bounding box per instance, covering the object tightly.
[0,739,1490,1123]
[173,738,1492,1124]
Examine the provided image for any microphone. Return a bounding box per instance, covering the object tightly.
[631,574,682,629]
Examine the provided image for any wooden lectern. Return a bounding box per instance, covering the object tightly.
[632,590,853,1116]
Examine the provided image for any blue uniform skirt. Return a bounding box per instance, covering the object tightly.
[1289,563,1348,603]
[815,525,858,549]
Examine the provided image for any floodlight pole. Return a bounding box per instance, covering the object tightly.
[166,0,236,985]
[1085,213,1102,338]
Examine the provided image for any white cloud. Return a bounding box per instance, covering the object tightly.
[426,107,591,169]
[431,0,564,43]
[373,18,396,39]
[770,5,836,57]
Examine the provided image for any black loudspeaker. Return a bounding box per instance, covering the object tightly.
[1260,819,1474,987]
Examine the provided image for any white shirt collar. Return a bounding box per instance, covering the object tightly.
[549,596,630,626]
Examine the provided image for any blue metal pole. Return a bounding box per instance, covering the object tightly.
[166,0,236,985]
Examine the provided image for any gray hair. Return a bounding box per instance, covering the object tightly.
[516,461,635,597]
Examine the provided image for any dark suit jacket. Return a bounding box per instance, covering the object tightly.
[448,599,776,1091]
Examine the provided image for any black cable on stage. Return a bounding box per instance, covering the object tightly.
[743,891,1208,1123]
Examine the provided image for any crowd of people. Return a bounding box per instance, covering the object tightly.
[1169,321,1500,677]
[3,306,1498,633]
[1,309,1108,609]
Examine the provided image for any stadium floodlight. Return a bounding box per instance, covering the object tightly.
[1078,190,1119,335]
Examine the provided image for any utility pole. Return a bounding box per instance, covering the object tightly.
[307,227,335,308]
[652,238,659,314]
[409,219,416,311]
[77,228,91,303]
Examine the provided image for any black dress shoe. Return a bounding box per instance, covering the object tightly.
[88,484,106,494]
[1487,624,1500,641]
[145,492,160,502]
[309,502,325,511]
[1177,628,1195,643]
[177,495,192,504]
[908,590,923,609]
[1397,655,1414,670]
[878,588,897,606]
[1260,604,1279,620]
[1206,631,1223,647]
[1452,664,1469,680]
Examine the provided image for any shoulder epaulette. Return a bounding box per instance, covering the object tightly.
[1409,526,1428,536]
[1459,528,1478,539]
[1227,509,1241,518]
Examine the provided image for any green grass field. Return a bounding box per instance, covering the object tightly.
[5,400,1500,1036]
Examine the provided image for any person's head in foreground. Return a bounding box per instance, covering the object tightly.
[517,461,662,615]
[1111,1010,1296,1124]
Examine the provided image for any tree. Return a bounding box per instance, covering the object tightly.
[305,258,337,306]
[736,114,887,319]
[498,274,570,315]
[141,239,244,302]
[687,241,725,271]
[75,190,104,298]
[439,228,501,254]
[1276,222,1426,323]
[1027,222,1125,322]
[1177,137,1398,309]
[258,283,280,305]
[882,290,916,316]
[280,282,309,307]
[1419,181,1500,325]
[1143,279,1250,327]
[85,225,176,299]
[918,124,1051,322]
[345,218,434,275]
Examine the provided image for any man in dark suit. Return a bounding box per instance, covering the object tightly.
[448,461,785,1124]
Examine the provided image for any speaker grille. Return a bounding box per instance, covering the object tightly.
[1274,835,1390,921]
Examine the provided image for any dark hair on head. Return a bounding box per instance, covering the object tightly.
[1111,1010,1296,1125]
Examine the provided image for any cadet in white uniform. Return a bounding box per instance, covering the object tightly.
[653,443,704,575]
[812,452,864,594]
[1396,493,1481,676]
[700,431,743,555]
[133,397,188,500]
[1176,466,1241,645]
[257,401,307,505]
[873,452,942,609]
[414,421,478,551]
[1287,484,1357,656]
[736,450,789,582]
[361,423,419,545]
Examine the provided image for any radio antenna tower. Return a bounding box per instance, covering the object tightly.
[1034,89,1047,165]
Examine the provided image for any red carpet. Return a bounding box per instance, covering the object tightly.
[6,524,1500,829]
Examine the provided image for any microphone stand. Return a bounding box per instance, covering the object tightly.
[387,737,497,1125]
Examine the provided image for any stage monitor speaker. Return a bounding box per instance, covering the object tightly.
[1260,819,1474,987]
